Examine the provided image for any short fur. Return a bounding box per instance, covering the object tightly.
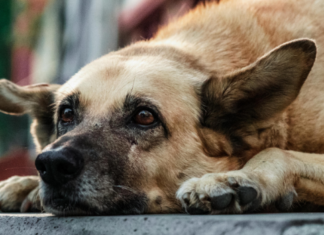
[1,0,324,215]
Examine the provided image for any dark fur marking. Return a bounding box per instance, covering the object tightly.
[177,172,186,180]
[26,88,59,150]
[155,196,162,205]
[33,92,56,143]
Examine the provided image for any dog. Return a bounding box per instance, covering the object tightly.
[0,0,324,215]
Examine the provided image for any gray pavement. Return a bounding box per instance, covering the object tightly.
[1,213,324,235]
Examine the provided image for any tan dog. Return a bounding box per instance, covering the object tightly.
[1,0,324,215]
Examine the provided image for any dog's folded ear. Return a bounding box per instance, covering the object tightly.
[0,80,61,151]
[0,79,60,116]
[201,39,317,132]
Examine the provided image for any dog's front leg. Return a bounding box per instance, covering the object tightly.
[0,176,41,212]
[177,148,324,214]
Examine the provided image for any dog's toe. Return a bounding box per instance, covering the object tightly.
[177,172,264,214]
[211,193,233,210]
[237,186,258,206]
[275,191,295,212]
[244,197,262,213]
[181,192,191,205]
[20,186,41,212]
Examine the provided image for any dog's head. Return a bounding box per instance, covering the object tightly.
[0,39,316,215]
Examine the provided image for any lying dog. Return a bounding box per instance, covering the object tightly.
[0,0,324,215]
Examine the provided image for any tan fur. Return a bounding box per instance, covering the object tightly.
[0,176,39,212]
[1,0,324,214]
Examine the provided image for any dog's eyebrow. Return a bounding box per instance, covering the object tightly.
[59,92,80,108]
[123,94,142,110]
[123,94,170,138]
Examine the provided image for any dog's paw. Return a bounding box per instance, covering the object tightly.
[176,171,266,214]
[0,176,41,212]
[177,171,297,214]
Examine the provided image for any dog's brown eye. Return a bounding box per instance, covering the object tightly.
[61,108,74,123]
[134,110,155,125]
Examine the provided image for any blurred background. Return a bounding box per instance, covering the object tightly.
[0,0,213,180]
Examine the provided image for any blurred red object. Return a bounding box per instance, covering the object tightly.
[119,0,195,46]
[0,150,37,181]
[118,0,216,46]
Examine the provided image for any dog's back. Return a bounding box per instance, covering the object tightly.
[154,0,324,153]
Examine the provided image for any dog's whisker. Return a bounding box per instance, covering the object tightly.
[113,185,138,194]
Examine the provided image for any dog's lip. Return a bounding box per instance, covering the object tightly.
[49,196,75,209]
[44,195,89,214]
[45,199,92,216]
[51,197,70,207]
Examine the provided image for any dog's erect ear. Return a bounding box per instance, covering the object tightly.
[202,39,316,132]
[0,79,61,151]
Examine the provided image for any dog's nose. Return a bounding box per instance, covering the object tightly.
[35,147,84,186]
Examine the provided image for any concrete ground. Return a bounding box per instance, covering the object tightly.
[1,213,324,235]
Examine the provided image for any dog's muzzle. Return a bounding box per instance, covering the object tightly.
[34,142,148,215]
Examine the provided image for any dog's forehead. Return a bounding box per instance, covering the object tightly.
[57,54,203,119]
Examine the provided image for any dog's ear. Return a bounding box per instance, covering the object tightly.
[0,79,61,151]
[202,39,316,133]
[0,79,60,115]
[0,79,60,116]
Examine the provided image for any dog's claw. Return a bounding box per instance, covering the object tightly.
[187,203,209,214]
[182,193,190,205]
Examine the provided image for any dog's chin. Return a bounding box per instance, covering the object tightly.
[44,205,90,216]
[43,196,148,216]
[40,186,149,216]
[42,197,98,216]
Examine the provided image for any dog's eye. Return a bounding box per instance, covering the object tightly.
[61,108,74,123]
[133,110,155,126]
